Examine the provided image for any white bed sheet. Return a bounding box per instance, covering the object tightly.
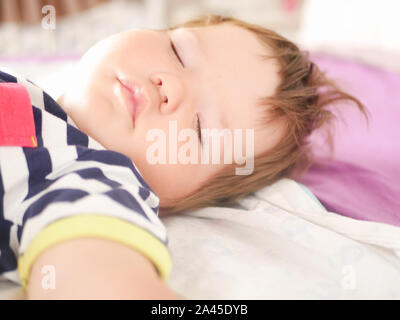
[163,179,400,299]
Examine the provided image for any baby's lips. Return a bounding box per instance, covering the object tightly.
[118,78,146,121]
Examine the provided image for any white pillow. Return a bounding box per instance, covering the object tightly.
[298,0,400,72]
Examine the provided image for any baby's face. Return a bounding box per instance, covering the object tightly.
[58,23,283,209]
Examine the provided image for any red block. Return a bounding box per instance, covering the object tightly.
[0,83,37,148]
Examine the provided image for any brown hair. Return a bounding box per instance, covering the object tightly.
[159,14,369,216]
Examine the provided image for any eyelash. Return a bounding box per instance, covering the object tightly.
[195,113,202,145]
[170,38,201,144]
[170,37,201,144]
[170,40,184,67]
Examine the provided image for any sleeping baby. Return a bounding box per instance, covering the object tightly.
[0,14,367,299]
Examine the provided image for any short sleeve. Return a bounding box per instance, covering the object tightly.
[15,149,171,290]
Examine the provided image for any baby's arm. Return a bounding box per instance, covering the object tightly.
[26,238,179,299]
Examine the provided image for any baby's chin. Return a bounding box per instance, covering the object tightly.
[56,92,84,132]
[56,93,73,116]
[56,94,63,106]
[56,94,66,112]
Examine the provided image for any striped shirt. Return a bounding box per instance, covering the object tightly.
[0,70,171,290]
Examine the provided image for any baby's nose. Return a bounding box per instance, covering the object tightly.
[150,73,184,114]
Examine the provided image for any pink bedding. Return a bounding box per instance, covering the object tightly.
[299,53,400,227]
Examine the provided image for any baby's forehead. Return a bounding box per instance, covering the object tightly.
[198,26,280,115]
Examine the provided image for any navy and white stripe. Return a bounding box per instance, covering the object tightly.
[0,70,166,284]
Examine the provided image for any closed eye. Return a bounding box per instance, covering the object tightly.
[170,40,184,67]
[195,113,202,145]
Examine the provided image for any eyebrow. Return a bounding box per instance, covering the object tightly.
[171,28,229,132]
[177,28,204,66]
[184,29,201,54]
[187,29,230,131]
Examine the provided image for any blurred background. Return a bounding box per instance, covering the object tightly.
[0,0,399,98]
[0,0,304,54]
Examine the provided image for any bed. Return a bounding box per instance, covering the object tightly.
[1,0,400,300]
